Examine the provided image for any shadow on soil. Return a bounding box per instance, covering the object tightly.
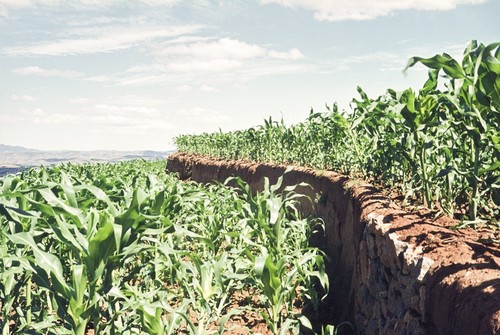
[302,221,357,335]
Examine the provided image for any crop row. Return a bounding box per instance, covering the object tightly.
[175,41,500,227]
[0,160,330,334]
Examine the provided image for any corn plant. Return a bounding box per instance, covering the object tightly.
[405,40,500,223]
[175,40,500,228]
[0,160,330,334]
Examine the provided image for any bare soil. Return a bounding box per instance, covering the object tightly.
[166,152,500,335]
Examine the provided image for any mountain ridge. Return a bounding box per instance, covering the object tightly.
[0,144,40,153]
[0,144,174,176]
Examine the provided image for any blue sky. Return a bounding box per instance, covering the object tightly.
[0,0,498,151]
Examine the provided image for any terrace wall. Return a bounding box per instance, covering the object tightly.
[166,152,500,335]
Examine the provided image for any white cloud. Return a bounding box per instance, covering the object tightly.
[114,73,171,86]
[33,111,80,125]
[12,66,84,78]
[261,0,487,21]
[200,84,218,92]
[11,94,38,101]
[164,35,213,45]
[87,104,174,134]
[3,25,203,56]
[2,108,80,125]
[174,107,230,125]
[340,51,402,67]
[0,0,31,16]
[235,62,312,80]
[109,59,311,88]
[69,97,92,104]
[102,95,166,106]
[139,0,182,6]
[85,75,112,83]
[168,59,242,72]
[268,48,304,60]
[160,38,266,61]
[160,37,304,63]
[0,0,185,16]
[157,37,305,73]
[5,101,173,135]
[75,37,308,87]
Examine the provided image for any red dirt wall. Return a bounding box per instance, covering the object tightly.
[166,152,500,335]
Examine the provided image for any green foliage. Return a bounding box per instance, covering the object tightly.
[0,160,329,334]
[175,41,500,227]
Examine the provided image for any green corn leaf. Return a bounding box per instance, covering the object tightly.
[405,53,468,81]
[7,232,72,299]
[60,172,78,208]
[138,303,163,335]
[75,184,118,216]
[254,254,281,305]
[86,219,117,280]
[38,188,82,217]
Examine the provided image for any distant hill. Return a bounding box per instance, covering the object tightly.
[0,144,39,153]
[0,145,174,177]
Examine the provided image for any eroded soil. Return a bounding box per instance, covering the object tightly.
[166,152,500,335]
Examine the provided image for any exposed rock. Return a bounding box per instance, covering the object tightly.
[167,152,500,335]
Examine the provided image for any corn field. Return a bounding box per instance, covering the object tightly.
[0,160,330,334]
[176,41,500,228]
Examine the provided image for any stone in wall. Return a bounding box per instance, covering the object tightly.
[166,152,500,335]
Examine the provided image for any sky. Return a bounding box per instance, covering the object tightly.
[0,0,498,151]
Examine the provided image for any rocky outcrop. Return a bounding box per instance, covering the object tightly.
[166,152,500,335]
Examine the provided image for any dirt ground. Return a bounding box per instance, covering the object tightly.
[166,152,500,335]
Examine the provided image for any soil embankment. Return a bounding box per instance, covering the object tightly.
[166,152,499,335]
